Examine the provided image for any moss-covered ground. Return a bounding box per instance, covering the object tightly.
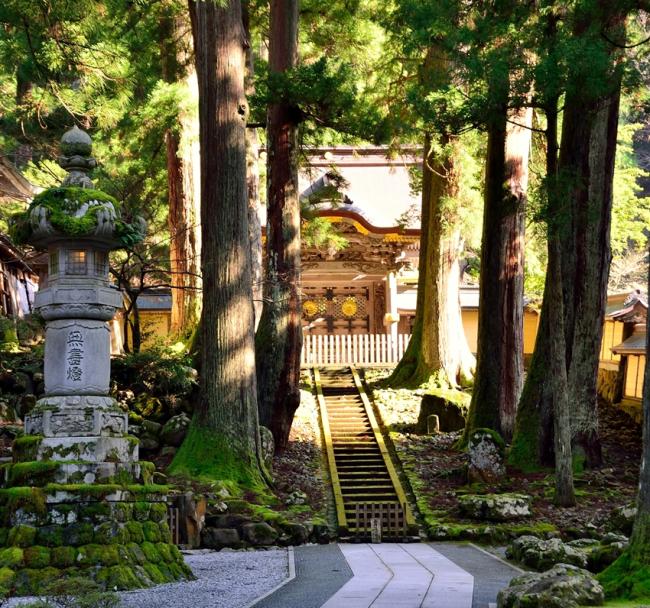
[363,367,642,544]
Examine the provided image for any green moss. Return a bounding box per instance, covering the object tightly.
[0,566,15,596]
[36,525,64,547]
[79,502,112,522]
[168,423,266,490]
[142,562,167,584]
[133,502,150,522]
[141,542,161,563]
[125,521,144,544]
[148,502,167,523]
[0,487,46,522]
[155,542,173,563]
[94,521,125,544]
[599,551,650,599]
[23,545,51,568]
[97,565,142,590]
[126,542,146,565]
[159,522,172,542]
[113,502,133,523]
[0,546,24,568]
[62,522,94,546]
[13,566,60,595]
[8,524,37,547]
[140,462,155,485]
[10,187,122,244]
[12,435,43,462]
[50,546,77,568]
[77,544,119,567]
[143,521,161,542]
[6,461,59,486]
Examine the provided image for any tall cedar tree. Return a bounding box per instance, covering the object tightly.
[170,0,264,485]
[388,46,475,389]
[255,0,302,451]
[511,3,627,468]
[160,3,202,336]
[464,80,531,442]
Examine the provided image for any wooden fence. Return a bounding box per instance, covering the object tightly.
[301,333,411,366]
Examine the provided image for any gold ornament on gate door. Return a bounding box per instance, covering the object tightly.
[341,297,358,318]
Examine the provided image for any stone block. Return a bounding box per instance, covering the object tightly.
[241,522,278,546]
[497,563,604,608]
[458,493,532,522]
[468,428,506,483]
[202,527,242,550]
[417,390,469,433]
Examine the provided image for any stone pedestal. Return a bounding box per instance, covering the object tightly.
[0,126,191,595]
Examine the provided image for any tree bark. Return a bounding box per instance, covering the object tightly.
[161,5,202,336]
[510,7,624,469]
[548,235,575,506]
[243,3,263,328]
[464,97,529,442]
[171,0,264,485]
[254,0,301,452]
[389,132,475,388]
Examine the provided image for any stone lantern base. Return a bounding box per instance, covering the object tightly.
[0,425,193,595]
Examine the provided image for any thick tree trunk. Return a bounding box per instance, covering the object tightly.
[171,0,263,485]
[464,99,529,442]
[389,133,474,388]
[548,232,575,505]
[561,88,620,467]
[511,7,623,468]
[161,7,202,336]
[254,0,301,452]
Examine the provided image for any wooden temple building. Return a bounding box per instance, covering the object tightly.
[294,146,540,364]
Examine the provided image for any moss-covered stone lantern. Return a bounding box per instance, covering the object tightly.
[1,127,192,595]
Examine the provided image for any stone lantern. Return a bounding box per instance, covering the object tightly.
[0,127,191,595]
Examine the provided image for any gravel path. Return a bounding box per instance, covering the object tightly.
[6,548,290,608]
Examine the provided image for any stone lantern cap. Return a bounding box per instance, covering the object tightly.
[10,126,146,249]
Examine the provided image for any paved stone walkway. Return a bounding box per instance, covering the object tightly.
[254,542,520,608]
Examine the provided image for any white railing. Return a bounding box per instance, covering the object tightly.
[301,333,411,366]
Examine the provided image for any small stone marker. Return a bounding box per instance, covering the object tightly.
[467,428,506,484]
[370,517,382,543]
[427,414,440,434]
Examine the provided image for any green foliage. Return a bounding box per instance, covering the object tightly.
[21,577,121,608]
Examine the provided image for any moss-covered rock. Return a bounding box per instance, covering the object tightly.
[149,502,167,523]
[141,542,161,564]
[127,542,147,565]
[13,566,61,595]
[50,546,77,568]
[417,389,470,433]
[96,564,143,590]
[155,542,173,563]
[0,566,16,595]
[23,545,51,568]
[62,522,94,546]
[8,524,37,547]
[143,562,167,584]
[77,544,119,567]
[133,502,150,522]
[113,502,133,523]
[0,546,24,568]
[12,435,43,462]
[142,521,162,543]
[36,524,64,547]
[125,520,144,544]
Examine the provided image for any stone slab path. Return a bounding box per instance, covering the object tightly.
[254,542,521,608]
